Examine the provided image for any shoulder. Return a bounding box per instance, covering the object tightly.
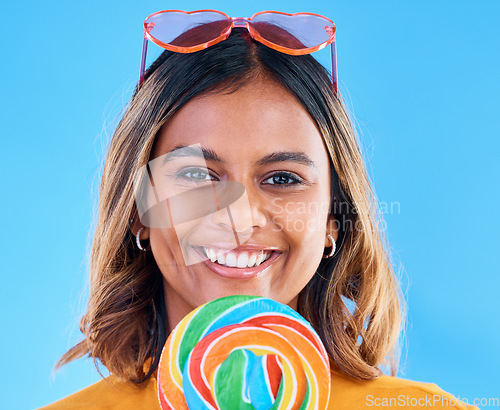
[38,370,479,410]
[330,369,480,410]
[38,375,160,410]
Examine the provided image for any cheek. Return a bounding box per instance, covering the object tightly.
[272,198,329,239]
[149,228,183,271]
[271,201,328,301]
[274,200,329,287]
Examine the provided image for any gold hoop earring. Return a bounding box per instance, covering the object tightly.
[322,234,336,258]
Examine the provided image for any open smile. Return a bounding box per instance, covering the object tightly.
[193,246,282,279]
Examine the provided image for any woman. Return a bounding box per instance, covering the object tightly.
[41,10,478,410]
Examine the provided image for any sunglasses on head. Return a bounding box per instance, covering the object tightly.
[139,10,338,95]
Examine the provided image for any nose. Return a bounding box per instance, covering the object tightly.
[211,181,268,235]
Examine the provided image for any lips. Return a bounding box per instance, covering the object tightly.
[193,246,282,279]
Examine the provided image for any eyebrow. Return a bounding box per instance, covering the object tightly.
[161,144,316,168]
[257,152,316,168]
[162,145,225,164]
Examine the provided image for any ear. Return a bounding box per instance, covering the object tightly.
[129,211,150,239]
[325,216,339,246]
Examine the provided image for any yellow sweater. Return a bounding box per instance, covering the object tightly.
[40,369,479,409]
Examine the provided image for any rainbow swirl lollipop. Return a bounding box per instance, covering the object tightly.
[157,295,331,409]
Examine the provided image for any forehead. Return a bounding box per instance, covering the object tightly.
[153,78,329,163]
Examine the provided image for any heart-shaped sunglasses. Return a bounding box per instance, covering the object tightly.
[139,10,338,95]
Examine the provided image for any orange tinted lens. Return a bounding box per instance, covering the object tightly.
[145,11,231,49]
[250,13,334,50]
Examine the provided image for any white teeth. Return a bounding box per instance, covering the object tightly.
[202,247,273,268]
[208,248,217,262]
[247,253,257,267]
[236,252,249,268]
[225,252,238,267]
[217,250,226,265]
[202,247,217,262]
[255,252,265,266]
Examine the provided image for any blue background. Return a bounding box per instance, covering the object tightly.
[1,1,498,409]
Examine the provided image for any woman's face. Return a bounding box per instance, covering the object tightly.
[142,77,337,331]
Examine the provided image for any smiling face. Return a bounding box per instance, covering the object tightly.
[140,77,337,331]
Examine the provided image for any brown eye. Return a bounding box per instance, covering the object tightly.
[175,167,218,183]
[262,172,303,186]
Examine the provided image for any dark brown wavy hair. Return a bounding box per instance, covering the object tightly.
[57,28,405,384]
